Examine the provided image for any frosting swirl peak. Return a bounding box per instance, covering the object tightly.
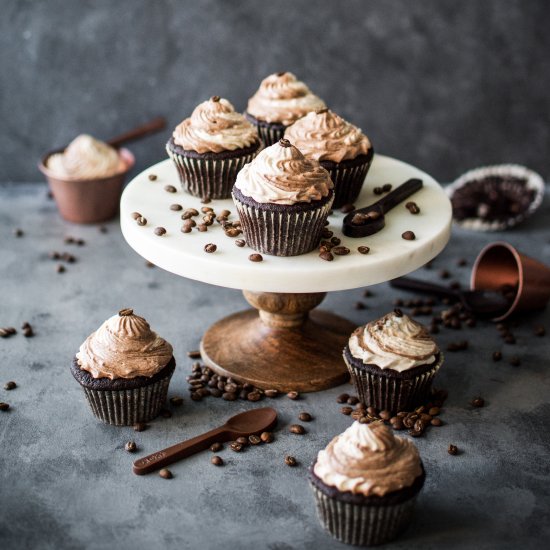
[173,97,259,154]
[247,72,326,126]
[76,310,173,380]
[284,109,372,162]
[234,139,333,205]
[313,421,423,497]
[349,311,439,372]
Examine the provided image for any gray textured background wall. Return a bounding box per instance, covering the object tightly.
[1,0,549,183]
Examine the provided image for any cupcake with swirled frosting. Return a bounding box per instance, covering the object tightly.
[232,138,334,256]
[344,310,443,413]
[309,421,426,546]
[284,108,374,208]
[166,96,261,199]
[245,72,326,146]
[70,308,176,426]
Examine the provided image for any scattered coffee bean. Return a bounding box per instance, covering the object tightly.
[23,325,34,337]
[235,239,246,247]
[236,436,249,447]
[230,442,243,452]
[534,325,546,337]
[448,444,459,456]
[447,340,469,352]
[355,301,366,310]
[188,350,202,359]
[471,397,485,408]
[347,396,359,405]
[428,407,440,416]
[406,201,420,214]
[131,212,141,220]
[13,228,24,237]
[133,423,147,432]
[504,333,516,344]
[197,224,208,232]
[125,441,137,453]
[439,269,450,279]
[357,246,370,254]
[289,424,306,435]
[154,227,166,236]
[351,212,368,225]
[382,183,392,193]
[201,197,212,204]
[249,435,262,445]
[298,412,312,422]
[249,253,263,262]
[336,393,349,404]
[0,403,10,411]
[204,243,217,253]
[56,264,66,273]
[148,174,157,181]
[210,443,223,453]
[510,356,521,367]
[287,391,299,400]
[264,389,278,398]
[222,392,237,401]
[379,410,392,420]
[285,455,297,467]
[136,216,147,226]
[211,456,224,466]
[492,351,502,361]
[261,431,274,443]
[373,187,382,195]
[170,203,182,211]
[319,251,334,261]
[367,210,381,220]
[0,327,16,338]
[341,406,353,416]
[340,203,355,213]
[164,185,177,193]
[247,392,261,402]
[169,396,184,407]
[402,231,416,240]
[4,381,16,390]
[159,468,173,479]
[431,417,443,427]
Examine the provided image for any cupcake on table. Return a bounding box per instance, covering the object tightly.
[309,421,426,546]
[245,72,326,146]
[70,308,176,426]
[344,310,442,413]
[166,96,261,199]
[284,108,374,208]
[232,138,334,256]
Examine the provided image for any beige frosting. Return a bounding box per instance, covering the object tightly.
[47,134,125,179]
[313,421,423,497]
[173,97,259,154]
[284,109,371,162]
[246,72,326,126]
[234,139,333,205]
[76,309,173,380]
[349,312,438,372]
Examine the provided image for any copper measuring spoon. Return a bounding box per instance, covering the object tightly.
[133,407,278,475]
[342,178,423,238]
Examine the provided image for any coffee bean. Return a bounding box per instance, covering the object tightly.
[366,406,378,416]
[332,246,350,256]
[14,228,24,237]
[406,201,420,214]
[230,442,243,452]
[164,185,177,193]
[204,243,217,253]
[125,441,137,453]
[491,351,502,362]
[148,174,157,181]
[0,327,16,338]
[392,418,404,430]
[471,397,485,408]
[534,325,546,337]
[4,381,16,390]
[131,212,141,220]
[210,442,223,452]
[335,394,349,405]
[504,334,516,344]
[133,423,147,432]
[201,196,212,204]
[211,455,224,466]
[56,264,66,273]
[379,410,391,420]
[222,392,237,401]
[373,187,383,195]
[210,388,223,398]
[235,239,246,247]
[357,246,370,254]
[382,183,392,193]
[431,417,443,427]
[403,416,415,429]
[99,226,108,233]
[351,212,368,225]
[298,412,312,422]
[249,253,263,262]
[264,389,278,398]
[367,210,381,220]
[260,431,274,443]
[287,391,299,400]
[169,396,183,407]
[160,408,173,418]
[136,216,147,226]
[154,227,166,236]
[428,407,440,416]
[170,203,182,211]
[341,406,353,416]
[188,350,202,359]
[236,436,249,447]
[285,455,298,467]
[247,392,261,402]
[401,231,416,240]
[145,261,155,268]
[159,468,173,479]
[340,203,355,213]
[289,424,306,435]
[319,251,334,261]
[248,435,261,445]
[347,396,359,405]
[448,444,459,455]
[330,237,341,246]
[0,402,10,411]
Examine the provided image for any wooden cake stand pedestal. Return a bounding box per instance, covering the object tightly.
[120,155,452,392]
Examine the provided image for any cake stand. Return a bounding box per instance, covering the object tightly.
[120,155,452,392]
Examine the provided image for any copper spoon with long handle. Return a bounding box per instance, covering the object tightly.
[133,407,278,475]
[107,116,166,149]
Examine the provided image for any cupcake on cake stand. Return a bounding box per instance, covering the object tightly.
[120,154,452,392]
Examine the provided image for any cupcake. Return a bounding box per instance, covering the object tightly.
[166,96,261,199]
[245,72,326,146]
[309,421,425,546]
[344,311,442,413]
[39,134,135,223]
[232,138,334,256]
[70,308,175,426]
[284,108,374,208]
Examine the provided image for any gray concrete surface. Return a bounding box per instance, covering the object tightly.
[0,182,549,550]
[2,0,550,184]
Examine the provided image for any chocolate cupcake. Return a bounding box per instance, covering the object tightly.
[344,311,442,413]
[166,96,261,199]
[70,308,175,426]
[309,421,425,546]
[245,72,326,146]
[232,138,334,256]
[284,108,374,208]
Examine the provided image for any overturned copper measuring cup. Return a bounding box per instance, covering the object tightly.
[471,241,550,321]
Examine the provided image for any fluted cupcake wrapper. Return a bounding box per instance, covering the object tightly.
[81,375,172,426]
[344,354,443,413]
[166,146,258,199]
[232,193,334,256]
[323,157,374,209]
[310,482,418,546]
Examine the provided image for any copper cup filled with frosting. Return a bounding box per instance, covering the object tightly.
[39,134,135,224]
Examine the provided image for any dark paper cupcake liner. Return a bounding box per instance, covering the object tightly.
[71,357,175,426]
[320,148,374,209]
[166,138,259,199]
[244,112,287,146]
[344,347,443,413]
[232,187,334,256]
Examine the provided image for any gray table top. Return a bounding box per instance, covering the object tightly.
[1,183,549,550]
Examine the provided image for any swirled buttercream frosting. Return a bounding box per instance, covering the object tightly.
[349,311,438,372]
[234,139,333,205]
[247,72,326,126]
[76,309,173,380]
[284,109,371,162]
[313,421,423,497]
[47,134,125,179]
[173,96,259,154]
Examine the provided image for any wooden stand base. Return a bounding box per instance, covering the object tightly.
[200,291,355,393]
